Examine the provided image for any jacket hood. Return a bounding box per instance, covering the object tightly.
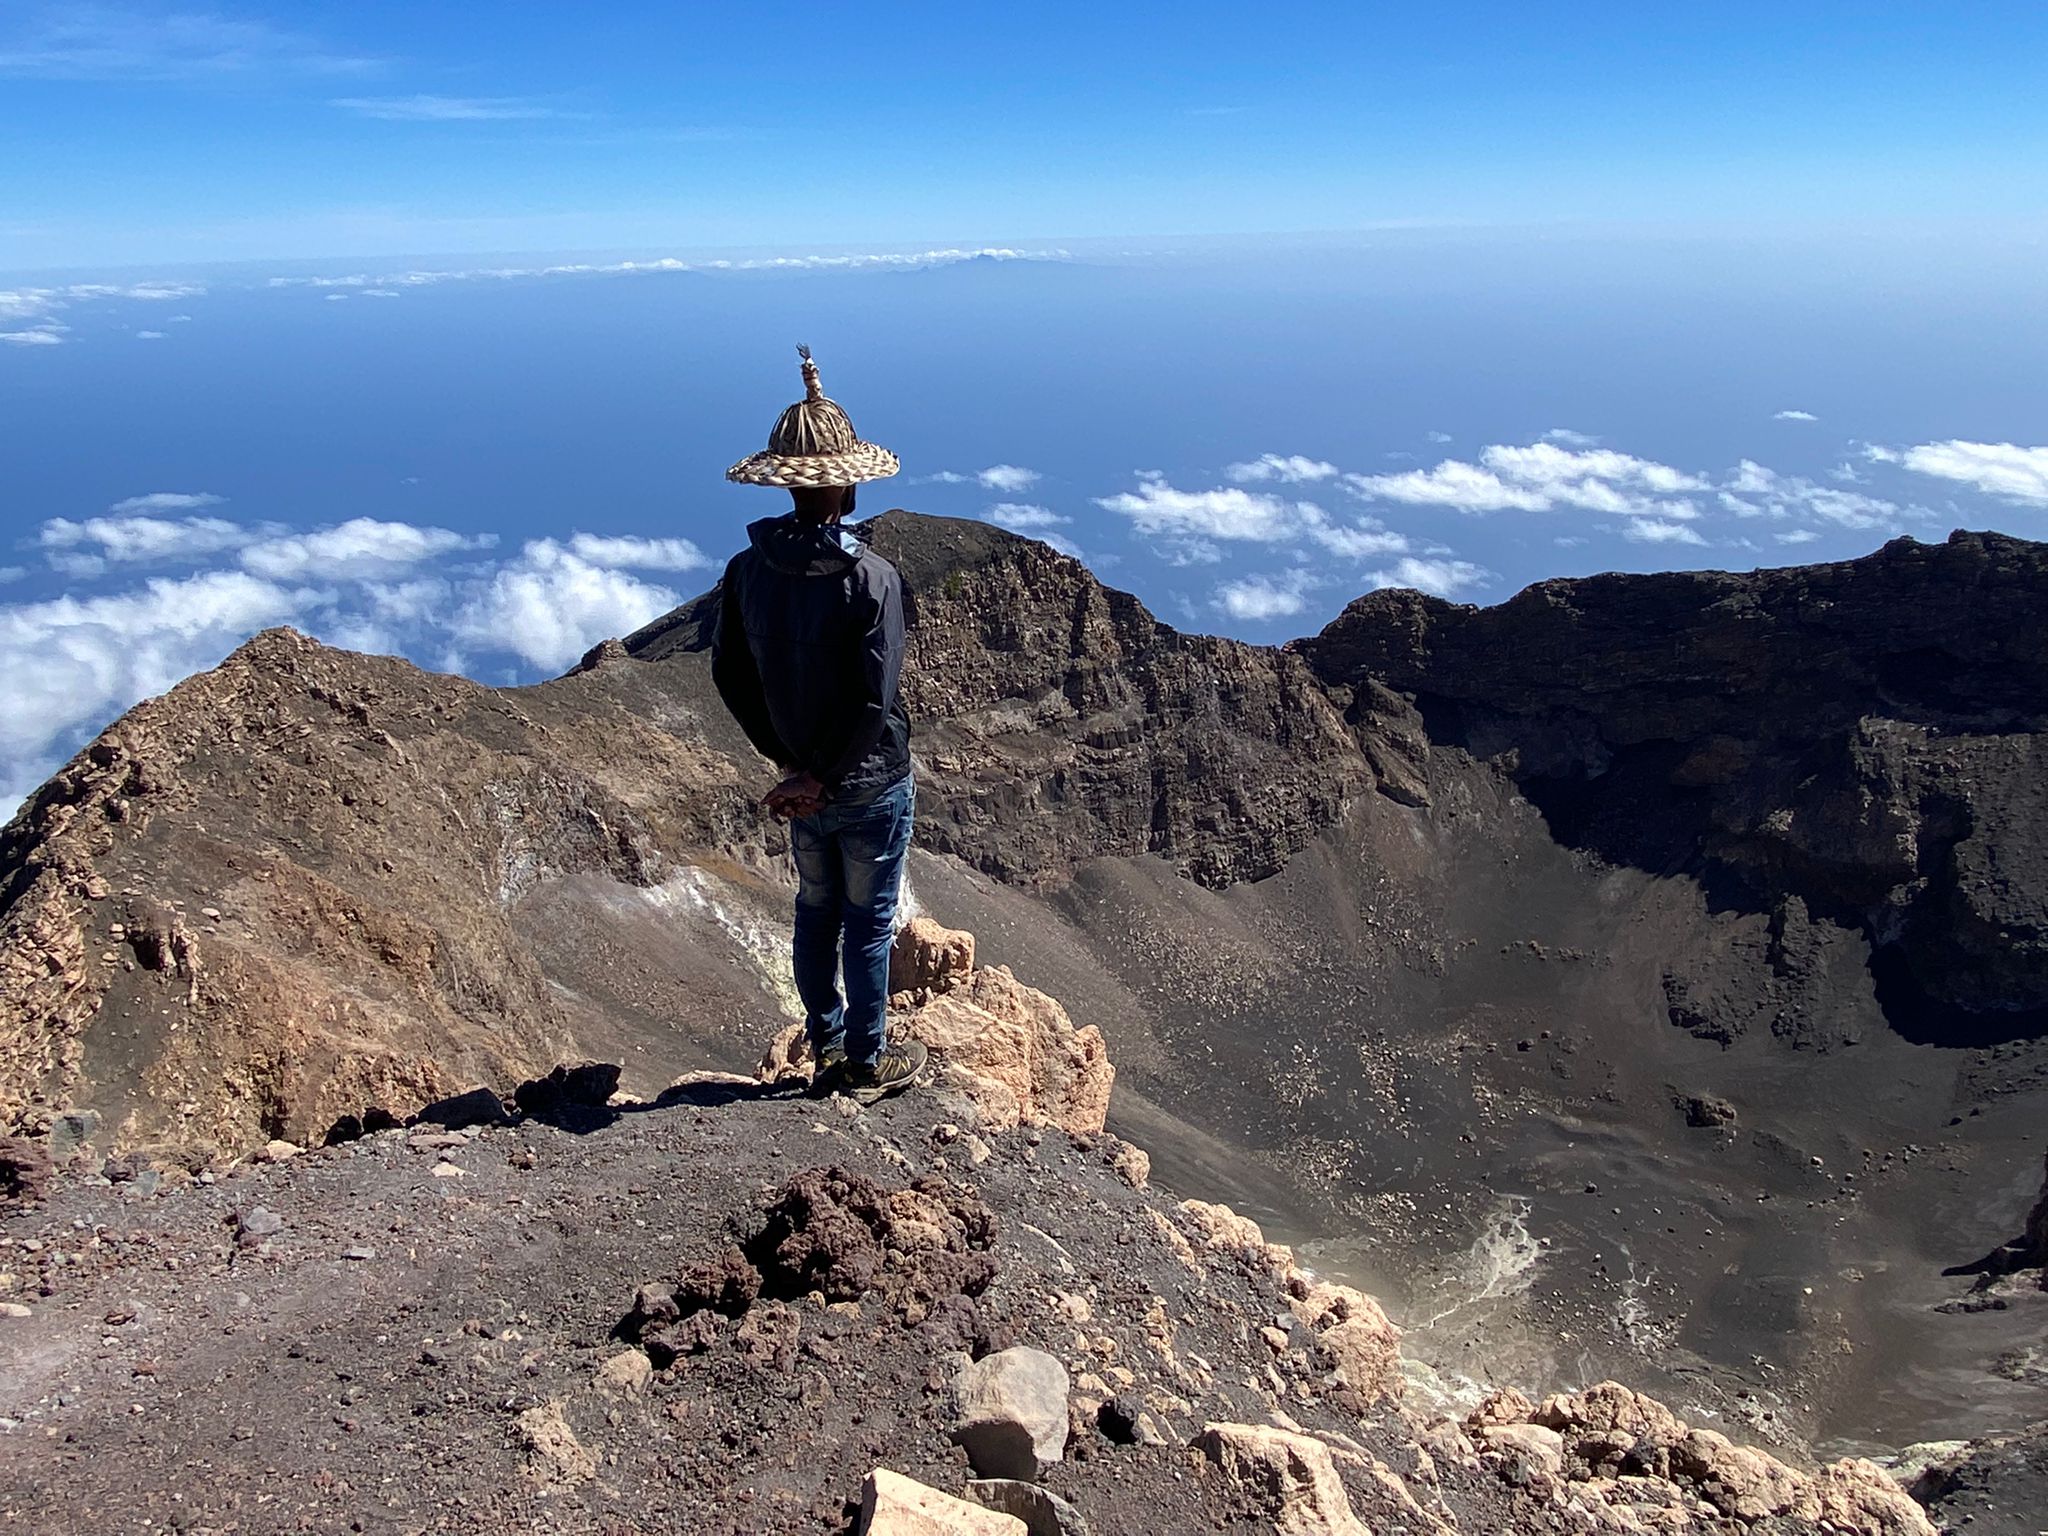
[747,514,869,577]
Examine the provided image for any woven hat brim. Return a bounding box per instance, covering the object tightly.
[726,442,900,487]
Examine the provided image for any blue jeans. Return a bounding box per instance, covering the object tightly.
[789,773,914,1068]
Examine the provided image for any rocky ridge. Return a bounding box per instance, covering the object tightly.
[1298,529,2048,1044]
[4,512,2048,1503]
[0,925,1939,1534]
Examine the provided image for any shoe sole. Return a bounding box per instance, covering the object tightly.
[848,1066,926,1105]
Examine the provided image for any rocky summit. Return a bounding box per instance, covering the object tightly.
[4,512,2047,1532]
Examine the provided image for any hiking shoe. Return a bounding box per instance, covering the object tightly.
[805,1049,850,1099]
[842,1040,928,1105]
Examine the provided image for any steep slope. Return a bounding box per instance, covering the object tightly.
[0,1052,1938,1536]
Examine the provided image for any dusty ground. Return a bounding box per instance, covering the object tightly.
[0,1079,1564,1535]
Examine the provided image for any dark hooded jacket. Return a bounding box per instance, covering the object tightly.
[710,514,910,805]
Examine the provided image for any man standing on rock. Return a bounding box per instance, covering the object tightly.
[712,346,927,1104]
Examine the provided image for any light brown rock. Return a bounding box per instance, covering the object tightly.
[1196,1422,1370,1536]
[858,1468,1026,1535]
[595,1347,652,1395]
[889,916,975,997]
[515,1400,596,1487]
[903,965,1112,1136]
[1477,1422,1565,1477]
[1110,1139,1150,1188]
[758,1023,814,1083]
[1472,1380,1938,1536]
[1314,1311,1404,1406]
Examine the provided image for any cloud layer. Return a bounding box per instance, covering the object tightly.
[1875,440,2048,507]
[1,498,707,811]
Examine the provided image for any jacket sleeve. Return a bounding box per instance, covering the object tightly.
[811,567,905,791]
[709,557,795,768]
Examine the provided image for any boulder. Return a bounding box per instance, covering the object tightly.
[891,916,975,997]
[413,1085,511,1130]
[965,1478,1094,1536]
[951,1347,1071,1480]
[905,967,1113,1136]
[1195,1422,1370,1536]
[1475,1423,1564,1477]
[758,1024,815,1084]
[0,1135,54,1206]
[859,1468,1026,1535]
[512,1061,621,1116]
[47,1109,101,1164]
[515,1400,596,1487]
[595,1348,652,1395]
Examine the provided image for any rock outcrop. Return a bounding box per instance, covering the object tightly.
[1298,529,2048,1040]
[630,512,1389,887]
[861,1468,1028,1535]
[760,918,1115,1138]
[1465,1383,1935,1534]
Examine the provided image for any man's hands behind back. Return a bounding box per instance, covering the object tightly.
[763,770,826,820]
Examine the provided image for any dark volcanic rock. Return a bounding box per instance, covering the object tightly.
[0,1135,52,1206]
[630,511,1386,887]
[742,1164,998,1323]
[1299,529,2048,1041]
[1912,1422,2048,1536]
[512,1061,622,1118]
[413,1086,512,1130]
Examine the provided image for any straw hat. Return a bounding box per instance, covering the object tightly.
[725,346,900,487]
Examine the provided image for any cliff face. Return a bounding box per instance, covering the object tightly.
[1299,529,2048,1044]
[631,512,1414,887]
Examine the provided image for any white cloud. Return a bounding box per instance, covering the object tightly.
[0,11,374,80]
[40,512,249,571]
[0,571,313,811]
[984,503,1069,531]
[109,492,225,514]
[1224,454,1339,485]
[1214,570,1319,622]
[1097,473,1416,566]
[1425,431,1453,444]
[240,519,492,580]
[135,329,166,340]
[1623,519,1707,546]
[1881,440,2048,507]
[332,95,584,122]
[975,464,1038,493]
[0,566,24,583]
[1541,428,1600,446]
[1366,557,1489,598]
[0,280,205,350]
[454,541,680,671]
[1776,529,1821,544]
[565,533,708,571]
[271,250,1067,296]
[1349,441,1708,520]
[1098,477,1307,542]
[1,516,715,810]
[1310,524,1410,558]
[1725,460,1903,530]
[1774,410,1818,422]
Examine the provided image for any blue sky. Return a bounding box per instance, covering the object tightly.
[3,3,2047,266]
[3,4,2048,811]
